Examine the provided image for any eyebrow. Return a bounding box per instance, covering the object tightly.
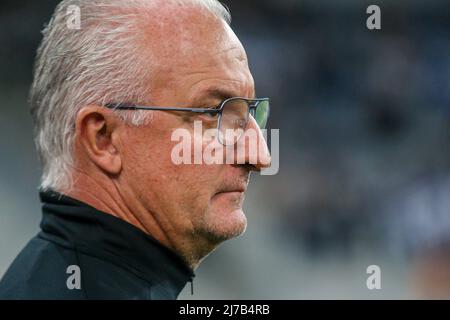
[196,87,257,106]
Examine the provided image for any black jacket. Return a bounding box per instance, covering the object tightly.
[0,190,194,300]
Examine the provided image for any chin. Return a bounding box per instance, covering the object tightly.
[199,207,248,244]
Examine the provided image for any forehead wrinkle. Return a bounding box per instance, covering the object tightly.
[188,78,254,104]
[183,46,255,101]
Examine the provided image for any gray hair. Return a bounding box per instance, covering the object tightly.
[30,0,231,192]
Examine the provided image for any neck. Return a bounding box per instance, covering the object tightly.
[62,169,205,269]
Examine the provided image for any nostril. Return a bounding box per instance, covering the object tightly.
[234,163,259,172]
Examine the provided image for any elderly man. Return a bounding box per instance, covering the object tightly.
[0,0,271,299]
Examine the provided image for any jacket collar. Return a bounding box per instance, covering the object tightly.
[39,189,194,297]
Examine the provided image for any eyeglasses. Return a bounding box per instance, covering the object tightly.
[105,97,270,145]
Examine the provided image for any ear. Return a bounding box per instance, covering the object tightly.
[75,105,122,175]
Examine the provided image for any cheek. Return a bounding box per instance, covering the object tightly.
[172,164,222,207]
[124,126,222,208]
[122,118,234,221]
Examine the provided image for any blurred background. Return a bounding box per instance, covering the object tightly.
[0,0,449,299]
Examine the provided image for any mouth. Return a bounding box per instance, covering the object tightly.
[213,170,250,197]
[211,179,248,209]
[211,186,246,210]
[214,183,247,195]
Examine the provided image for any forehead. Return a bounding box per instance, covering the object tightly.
[141,4,255,101]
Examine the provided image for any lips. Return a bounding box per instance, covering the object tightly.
[214,183,247,195]
[214,169,250,196]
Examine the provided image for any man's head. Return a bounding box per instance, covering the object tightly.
[30,0,271,266]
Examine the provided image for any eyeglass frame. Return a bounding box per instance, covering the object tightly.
[104,97,270,145]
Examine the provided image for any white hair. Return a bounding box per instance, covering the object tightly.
[30,0,231,192]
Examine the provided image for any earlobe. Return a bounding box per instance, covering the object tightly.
[75,106,122,175]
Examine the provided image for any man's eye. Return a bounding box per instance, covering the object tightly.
[200,105,220,117]
[197,111,219,124]
[204,111,219,118]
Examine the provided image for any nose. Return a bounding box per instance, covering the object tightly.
[234,115,271,171]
